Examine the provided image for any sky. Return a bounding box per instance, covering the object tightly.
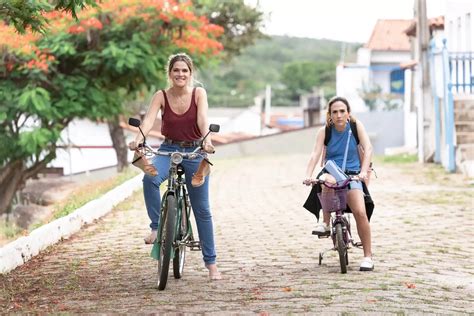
[245,0,444,43]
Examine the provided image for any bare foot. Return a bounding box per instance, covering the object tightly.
[205,263,222,280]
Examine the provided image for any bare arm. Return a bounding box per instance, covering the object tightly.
[355,119,373,179]
[195,87,213,148]
[304,126,326,183]
[131,91,163,145]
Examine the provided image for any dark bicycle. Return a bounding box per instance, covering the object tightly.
[128,118,219,290]
[313,177,363,274]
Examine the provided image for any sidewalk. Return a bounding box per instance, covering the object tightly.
[0,154,472,313]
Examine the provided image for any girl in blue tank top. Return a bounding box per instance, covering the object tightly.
[303,96,375,271]
[325,122,360,172]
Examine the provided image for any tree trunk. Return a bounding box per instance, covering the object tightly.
[0,151,55,216]
[0,160,25,215]
[108,118,128,172]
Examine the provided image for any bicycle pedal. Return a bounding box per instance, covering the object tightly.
[312,231,330,238]
[354,241,363,248]
[188,240,201,251]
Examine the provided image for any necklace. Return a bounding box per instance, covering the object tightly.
[169,88,189,113]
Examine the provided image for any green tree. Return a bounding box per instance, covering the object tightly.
[0,1,224,216]
[201,36,353,107]
[280,60,336,101]
[194,0,266,59]
[0,0,96,33]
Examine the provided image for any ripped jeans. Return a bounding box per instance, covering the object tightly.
[142,143,217,265]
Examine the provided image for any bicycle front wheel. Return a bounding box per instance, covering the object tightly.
[335,223,347,274]
[158,195,177,290]
[173,195,189,279]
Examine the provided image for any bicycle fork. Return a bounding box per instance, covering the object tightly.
[318,212,353,264]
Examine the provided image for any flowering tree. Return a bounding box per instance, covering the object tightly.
[0,0,96,33]
[0,0,224,215]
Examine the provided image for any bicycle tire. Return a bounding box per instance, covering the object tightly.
[158,195,177,290]
[173,192,188,279]
[335,223,347,274]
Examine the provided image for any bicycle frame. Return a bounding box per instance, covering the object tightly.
[314,178,363,273]
[151,153,197,260]
[330,209,351,245]
[160,163,194,253]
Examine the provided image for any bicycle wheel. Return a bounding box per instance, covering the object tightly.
[335,223,347,274]
[157,195,177,290]
[173,193,188,279]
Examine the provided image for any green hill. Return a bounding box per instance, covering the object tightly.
[199,35,360,107]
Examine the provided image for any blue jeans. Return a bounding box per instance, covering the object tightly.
[142,143,216,265]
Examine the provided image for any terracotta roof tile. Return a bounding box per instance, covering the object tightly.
[365,19,413,51]
[405,16,445,37]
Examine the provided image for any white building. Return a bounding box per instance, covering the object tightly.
[404,0,473,175]
[336,19,413,113]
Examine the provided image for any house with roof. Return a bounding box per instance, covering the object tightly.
[403,0,473,176]
[336,19,413,113]
[335,19,415,154]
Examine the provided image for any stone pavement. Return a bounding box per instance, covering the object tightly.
[1,154,473,314]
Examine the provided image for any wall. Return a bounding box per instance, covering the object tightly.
[355,111,405,155]
[336,64,369,112]
[445,0,473,52]
[214,126,319,160]
[214,111,405,159]
[49,119,161,175]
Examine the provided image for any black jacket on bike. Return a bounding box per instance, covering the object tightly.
[303,178,374,221]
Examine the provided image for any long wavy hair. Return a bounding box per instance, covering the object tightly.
[325,96,356,127]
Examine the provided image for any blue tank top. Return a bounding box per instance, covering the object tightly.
[325,123,360,172]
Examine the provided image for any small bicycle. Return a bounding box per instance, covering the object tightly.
[128,118,219,290]
[312,177,363,274]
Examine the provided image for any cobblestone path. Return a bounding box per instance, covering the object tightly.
[1,154,473,314]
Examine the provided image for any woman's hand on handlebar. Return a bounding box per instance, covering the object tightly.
[203,142,215,154]
[357,171,368,182]
[128,141,139,151]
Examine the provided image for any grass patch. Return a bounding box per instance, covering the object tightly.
[414,190,472,206]
[379,153,417,164]
[0,221,23,239]
[1,167,139,242]
[52,167,139,219]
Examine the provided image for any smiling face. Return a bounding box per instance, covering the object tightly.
[330,101,350,130]
[169,60,191,88]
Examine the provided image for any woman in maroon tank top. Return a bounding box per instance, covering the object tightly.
[129,53,221,280]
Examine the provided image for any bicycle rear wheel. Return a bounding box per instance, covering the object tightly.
[173,193,189,279]
[335,223,347,274]
[158,195,177,290]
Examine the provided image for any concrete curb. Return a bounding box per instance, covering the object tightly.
[0,173,143,274]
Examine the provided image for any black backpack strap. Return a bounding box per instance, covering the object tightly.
[325,121,360,146]
[350,120,360,145]
[324,125,331,146]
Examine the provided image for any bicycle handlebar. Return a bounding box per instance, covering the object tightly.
[138,142,208,161]
[305,176,359,190]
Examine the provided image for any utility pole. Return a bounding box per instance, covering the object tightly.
[416,0,432,162]
[264,84,271,126]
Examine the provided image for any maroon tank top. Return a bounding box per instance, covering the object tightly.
[161,88,202,141]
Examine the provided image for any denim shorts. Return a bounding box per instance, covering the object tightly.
[346,170,363,191]
[348,180,363,191]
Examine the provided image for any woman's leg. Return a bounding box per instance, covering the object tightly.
[320,173,336,226]
[142,154,170,231]
[183,158,217,265]
[346,187,372,258]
